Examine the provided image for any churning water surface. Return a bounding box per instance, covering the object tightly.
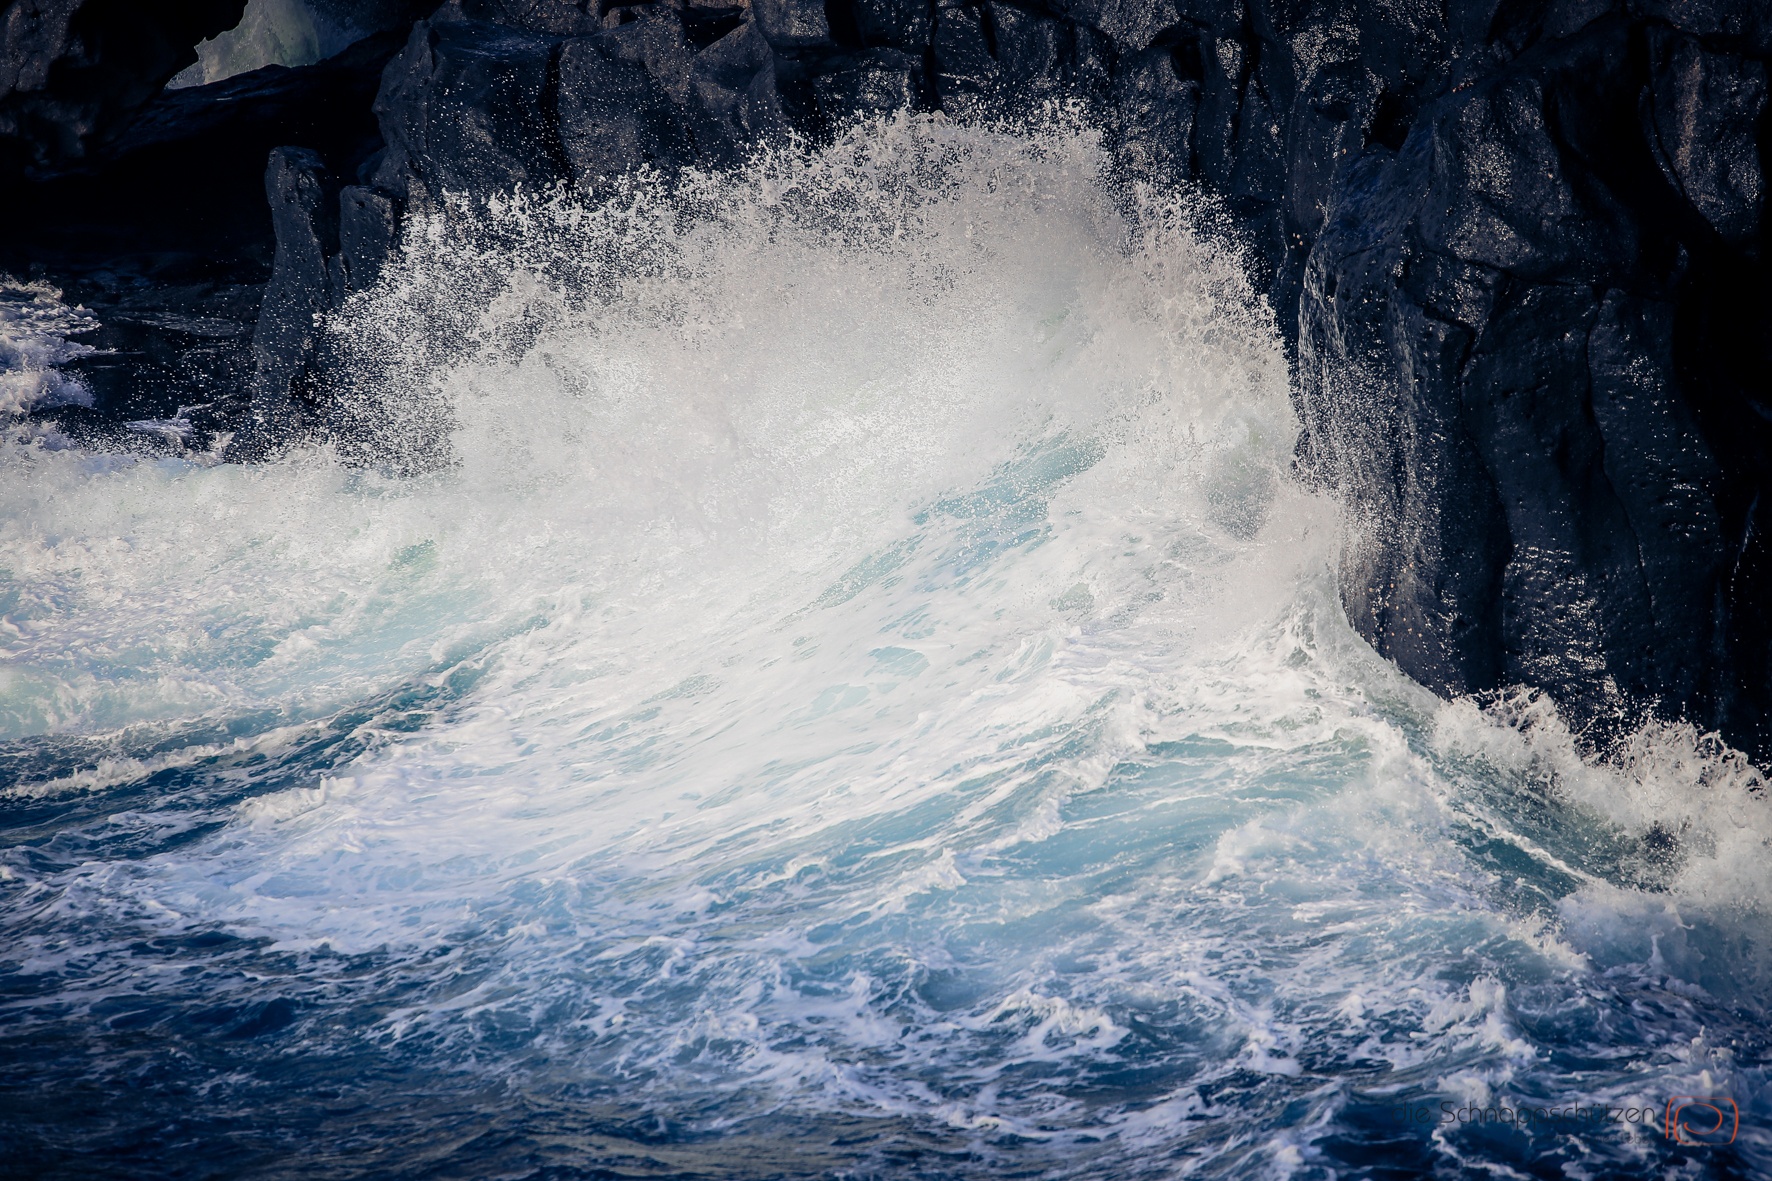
[0,117,1767,1180]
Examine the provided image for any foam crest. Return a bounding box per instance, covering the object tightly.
[1431,690,1772,999]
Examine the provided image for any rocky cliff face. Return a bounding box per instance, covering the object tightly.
[1288,4,1772,757]
[3,0,1770,759]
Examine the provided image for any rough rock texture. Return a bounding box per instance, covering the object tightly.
[235,145,339,453]
[3,0,1771,759]
[0,0,249,171]
[1291,7,1772,757]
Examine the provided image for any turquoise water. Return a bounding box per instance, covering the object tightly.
[1,117,1766,1179]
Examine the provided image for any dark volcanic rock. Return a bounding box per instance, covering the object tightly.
[1643,26,1766,248]
[371,18,568,203]
[227,146,340,458]
[1295,9,1772,756]
[337,183,401,293]
[3,33,400,278]
[555,35,694,185]
[0,0,249,171]
[689,19,786,149]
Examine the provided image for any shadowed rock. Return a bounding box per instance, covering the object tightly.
[1,0,250,172]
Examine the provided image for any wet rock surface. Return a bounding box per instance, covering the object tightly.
[2,0,1770,757]
[1294,7,1772,758]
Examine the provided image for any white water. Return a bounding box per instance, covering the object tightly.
[0,280,95,418]
[1,117,1767,1178]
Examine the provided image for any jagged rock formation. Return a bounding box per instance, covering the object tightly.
[0,0,249,171]
[1291,5,1772,756]
[2,0,1770,759]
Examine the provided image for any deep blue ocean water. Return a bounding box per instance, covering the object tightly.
[1,118,1766,1180]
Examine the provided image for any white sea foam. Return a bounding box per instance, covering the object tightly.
[2,115,1767,1176]
[0,280,96,418]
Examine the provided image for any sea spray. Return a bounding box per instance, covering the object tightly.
[0,115,1766,1179]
